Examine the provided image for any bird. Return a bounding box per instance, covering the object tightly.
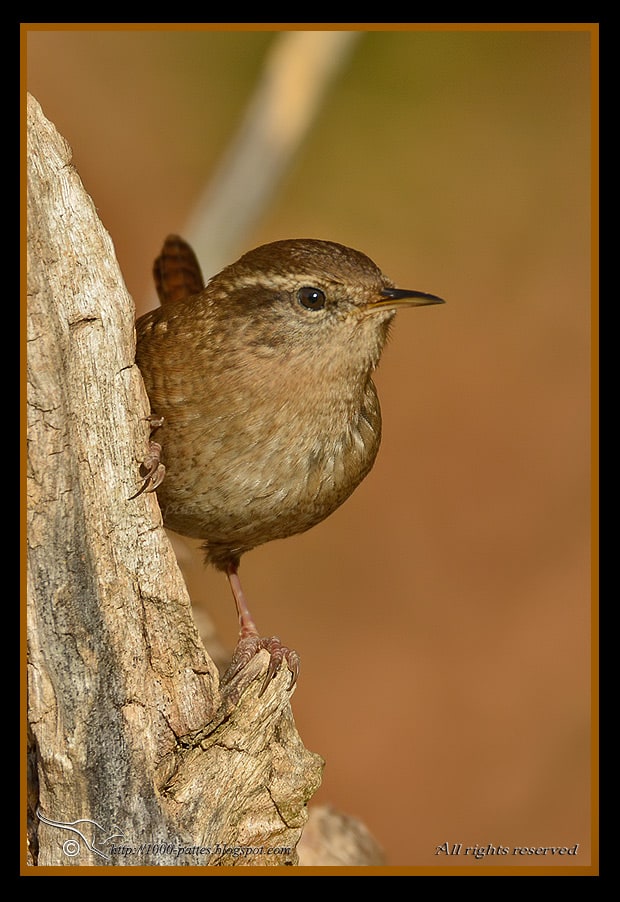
[134,235,444,694]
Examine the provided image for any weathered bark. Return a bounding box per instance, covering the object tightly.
[26,92,323,869]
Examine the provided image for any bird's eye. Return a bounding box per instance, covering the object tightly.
[297,286,326,310]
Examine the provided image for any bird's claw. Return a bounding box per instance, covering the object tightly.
[223,635,300,697]
[128,439,166,500]
[129,417,166,500]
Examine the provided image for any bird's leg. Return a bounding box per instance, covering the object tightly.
[222,561,300,696]
[128,416,166,500]
[226,562,260,639]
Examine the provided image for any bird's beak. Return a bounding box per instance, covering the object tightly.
[370,287,446,309]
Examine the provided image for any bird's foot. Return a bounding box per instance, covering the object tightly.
[222,634,300,697]
[129,417,166,499]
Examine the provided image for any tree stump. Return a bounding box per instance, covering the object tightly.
[26,92,323,869]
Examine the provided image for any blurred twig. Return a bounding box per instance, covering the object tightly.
[185,30,362,278]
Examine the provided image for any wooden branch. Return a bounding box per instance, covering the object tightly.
[25,93,323,869]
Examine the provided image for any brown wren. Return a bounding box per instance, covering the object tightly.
[134,235,444,694]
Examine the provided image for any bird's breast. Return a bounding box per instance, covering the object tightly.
[148,373,382,549]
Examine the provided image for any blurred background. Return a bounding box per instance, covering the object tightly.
[26,26,594,869]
